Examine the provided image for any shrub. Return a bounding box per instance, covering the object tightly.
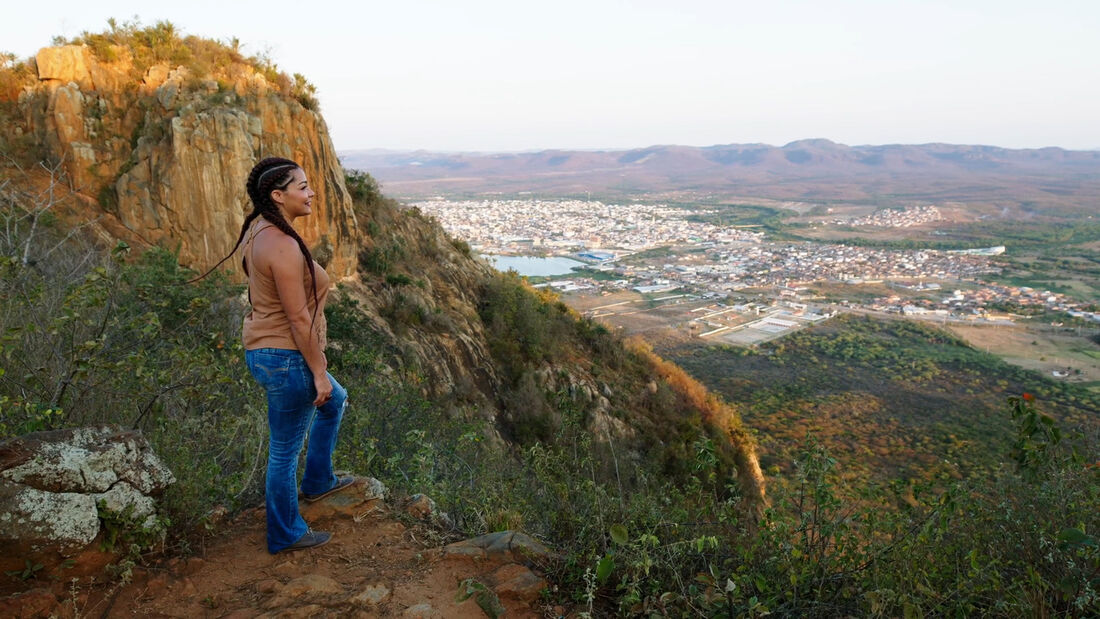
[51,18,319,109]
[450,237,472,257]
[291,73,319,111]
[344,169,403,223]
[0,193,263,529]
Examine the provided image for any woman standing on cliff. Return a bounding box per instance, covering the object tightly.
[217,157,354,553]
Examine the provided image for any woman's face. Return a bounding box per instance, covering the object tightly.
[271,168,315,220]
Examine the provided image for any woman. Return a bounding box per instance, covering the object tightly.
[223,156,353,553]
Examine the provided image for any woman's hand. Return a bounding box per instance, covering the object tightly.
[313,373,333,406]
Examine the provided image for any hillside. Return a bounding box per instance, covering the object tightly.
[342,142,1100,216]
[653,314,1100,493]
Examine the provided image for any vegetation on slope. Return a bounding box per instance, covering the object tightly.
[659,314,1100,490]
[343,166,764,500]
[51,18,320,110]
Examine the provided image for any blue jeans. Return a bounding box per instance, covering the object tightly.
[245,348,347,553]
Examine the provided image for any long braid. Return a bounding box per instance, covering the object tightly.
[198,157,321,325]
[188,208,259,281]
[248,158,320,324]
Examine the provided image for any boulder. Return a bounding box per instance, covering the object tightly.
[0,426,174,495]
[0,480,100,550]
[141,64,171,93]
[351,583,391,608]
[263,574,343,609]
[0,426,175,582]
[404,494,436,520]
[0,587,59,618]
[35,46,93,86]
[300,477,382,520]
[94,481,157,523]
[402,603,442,618]
[403,493,454,530]
[442,530,561,567]
[364,476,388,500]
[489,563,548,602]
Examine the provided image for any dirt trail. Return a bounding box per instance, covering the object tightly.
[8,479,555,618]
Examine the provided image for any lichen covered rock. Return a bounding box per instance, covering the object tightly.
[0,426,175,581]
[0,480,100,550]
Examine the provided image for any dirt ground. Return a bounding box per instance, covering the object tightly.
[10,480,555,618]
[564,291,707,336]
[947,323,1100,383]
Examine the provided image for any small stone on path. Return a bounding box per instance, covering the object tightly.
[402,602,442,618]
[351,583,391,607]
[491,563,548,602]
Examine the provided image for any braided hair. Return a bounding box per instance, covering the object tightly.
[199,157,320,322]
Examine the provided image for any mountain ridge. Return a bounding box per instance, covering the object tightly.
[342,141,1100,214]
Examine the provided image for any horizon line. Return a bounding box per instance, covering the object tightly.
[336,140,1100,155]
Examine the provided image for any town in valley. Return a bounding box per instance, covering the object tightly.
[409,196,1100,381]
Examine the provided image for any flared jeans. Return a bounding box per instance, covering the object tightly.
[245,348,347,553]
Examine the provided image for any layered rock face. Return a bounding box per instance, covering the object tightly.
[6,45,359,278]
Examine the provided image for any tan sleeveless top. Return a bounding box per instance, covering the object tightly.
[242,221,330,351]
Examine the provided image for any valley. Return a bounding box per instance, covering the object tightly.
[359,159,1100,505]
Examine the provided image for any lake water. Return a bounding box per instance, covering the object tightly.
[487,255,587,277]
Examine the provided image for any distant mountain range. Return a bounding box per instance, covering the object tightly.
[340,140,1100,215]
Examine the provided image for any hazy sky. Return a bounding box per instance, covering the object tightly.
[5,0,1098,151]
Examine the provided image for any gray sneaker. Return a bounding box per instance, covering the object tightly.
[280,529,332,553]
[303,476,356,503]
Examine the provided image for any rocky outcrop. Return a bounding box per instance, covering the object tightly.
[0,426,174,581]
[4,45,360,278]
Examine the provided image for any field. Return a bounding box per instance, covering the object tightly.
[565,290,705,334]
[948,323,1100,384]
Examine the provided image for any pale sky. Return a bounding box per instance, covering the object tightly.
[4,0,1098,151]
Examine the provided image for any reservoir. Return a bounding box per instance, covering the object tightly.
[487,255,586,277]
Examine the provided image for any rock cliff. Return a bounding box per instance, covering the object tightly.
[3,44,359,278]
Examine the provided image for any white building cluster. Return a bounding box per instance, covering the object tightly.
[405,197,1040,314]
[613,243,996,293]
[838,205,943,227]
[410,198,763,253]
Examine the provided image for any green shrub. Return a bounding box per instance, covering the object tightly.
[450,237,472,257]
[291,73,319,111]
[50,18,319,109]
[0,200,263,529]
[385,273,413,287]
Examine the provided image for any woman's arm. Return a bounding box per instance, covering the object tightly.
[266,233,332,406]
